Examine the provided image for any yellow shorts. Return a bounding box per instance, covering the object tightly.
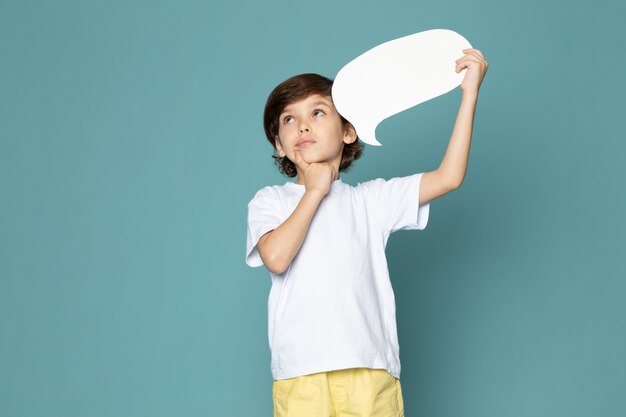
[272,367,404,417]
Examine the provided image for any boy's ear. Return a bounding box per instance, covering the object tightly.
[274,136,286,157]
[343,123,357,144]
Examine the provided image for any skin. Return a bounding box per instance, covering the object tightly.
[259,48,489,274]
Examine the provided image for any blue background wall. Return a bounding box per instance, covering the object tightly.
[2,0,624,416]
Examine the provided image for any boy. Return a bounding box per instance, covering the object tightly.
[246,49,488,416]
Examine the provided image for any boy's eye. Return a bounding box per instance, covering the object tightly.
[313,108,326,117]
[283,115,294,124]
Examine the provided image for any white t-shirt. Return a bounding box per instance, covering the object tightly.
[245,173,430,380]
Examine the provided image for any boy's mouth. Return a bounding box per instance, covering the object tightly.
[296,140,315,147]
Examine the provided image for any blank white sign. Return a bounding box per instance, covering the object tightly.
[332,29,472,146]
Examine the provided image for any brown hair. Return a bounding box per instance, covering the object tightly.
[263,73,364,178]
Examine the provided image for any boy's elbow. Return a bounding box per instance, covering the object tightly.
[257,231,287,274]
[434,170,463,192]
[259,245,289,274]
[448,174,465,190]
[263,254,289,275]
[267,265,287,275]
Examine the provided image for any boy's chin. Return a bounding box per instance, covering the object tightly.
[291,154,320,164]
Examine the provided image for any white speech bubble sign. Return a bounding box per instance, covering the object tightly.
[332,29,472,146]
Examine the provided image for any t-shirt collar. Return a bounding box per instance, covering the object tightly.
[285,178,344,192]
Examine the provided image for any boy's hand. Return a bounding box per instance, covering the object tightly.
[293,149,337,196]
[455,48,489,94]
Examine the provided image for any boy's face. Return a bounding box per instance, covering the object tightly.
[274,94,356,174]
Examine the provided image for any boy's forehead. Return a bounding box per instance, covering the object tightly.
[281,94,334,114]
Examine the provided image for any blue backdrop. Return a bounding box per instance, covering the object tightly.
[2,0,624,416]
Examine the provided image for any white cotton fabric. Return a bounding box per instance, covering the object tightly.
[245,173,430,380]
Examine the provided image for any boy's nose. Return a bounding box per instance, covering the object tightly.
[299,124,310,133]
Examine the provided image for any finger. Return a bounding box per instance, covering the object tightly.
[293,149,309,170]
[455,59,470,72]
[457,51,485,64]
[455,57,483,72]
[456,54,483,64]
[456,57,479,66]
[463,48,484,59]
[455,61,477,73]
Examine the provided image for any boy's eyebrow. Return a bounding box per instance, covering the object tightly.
[312,101,332,108]
[280,100,333,116]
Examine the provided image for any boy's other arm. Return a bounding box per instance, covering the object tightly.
[258,149,336,274]
[257,189,325,274]
[419,48,488,205]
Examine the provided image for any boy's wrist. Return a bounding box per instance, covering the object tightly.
[461,89,479,101]
[304,188,327,200]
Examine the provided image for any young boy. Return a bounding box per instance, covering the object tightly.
[246,49,488,416]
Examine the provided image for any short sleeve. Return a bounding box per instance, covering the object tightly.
[245,187,284,267]
[362,173,430,235]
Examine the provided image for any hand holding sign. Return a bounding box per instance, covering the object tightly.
[332,29,473,146]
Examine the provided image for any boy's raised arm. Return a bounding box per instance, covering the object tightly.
[419,48,488,205]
